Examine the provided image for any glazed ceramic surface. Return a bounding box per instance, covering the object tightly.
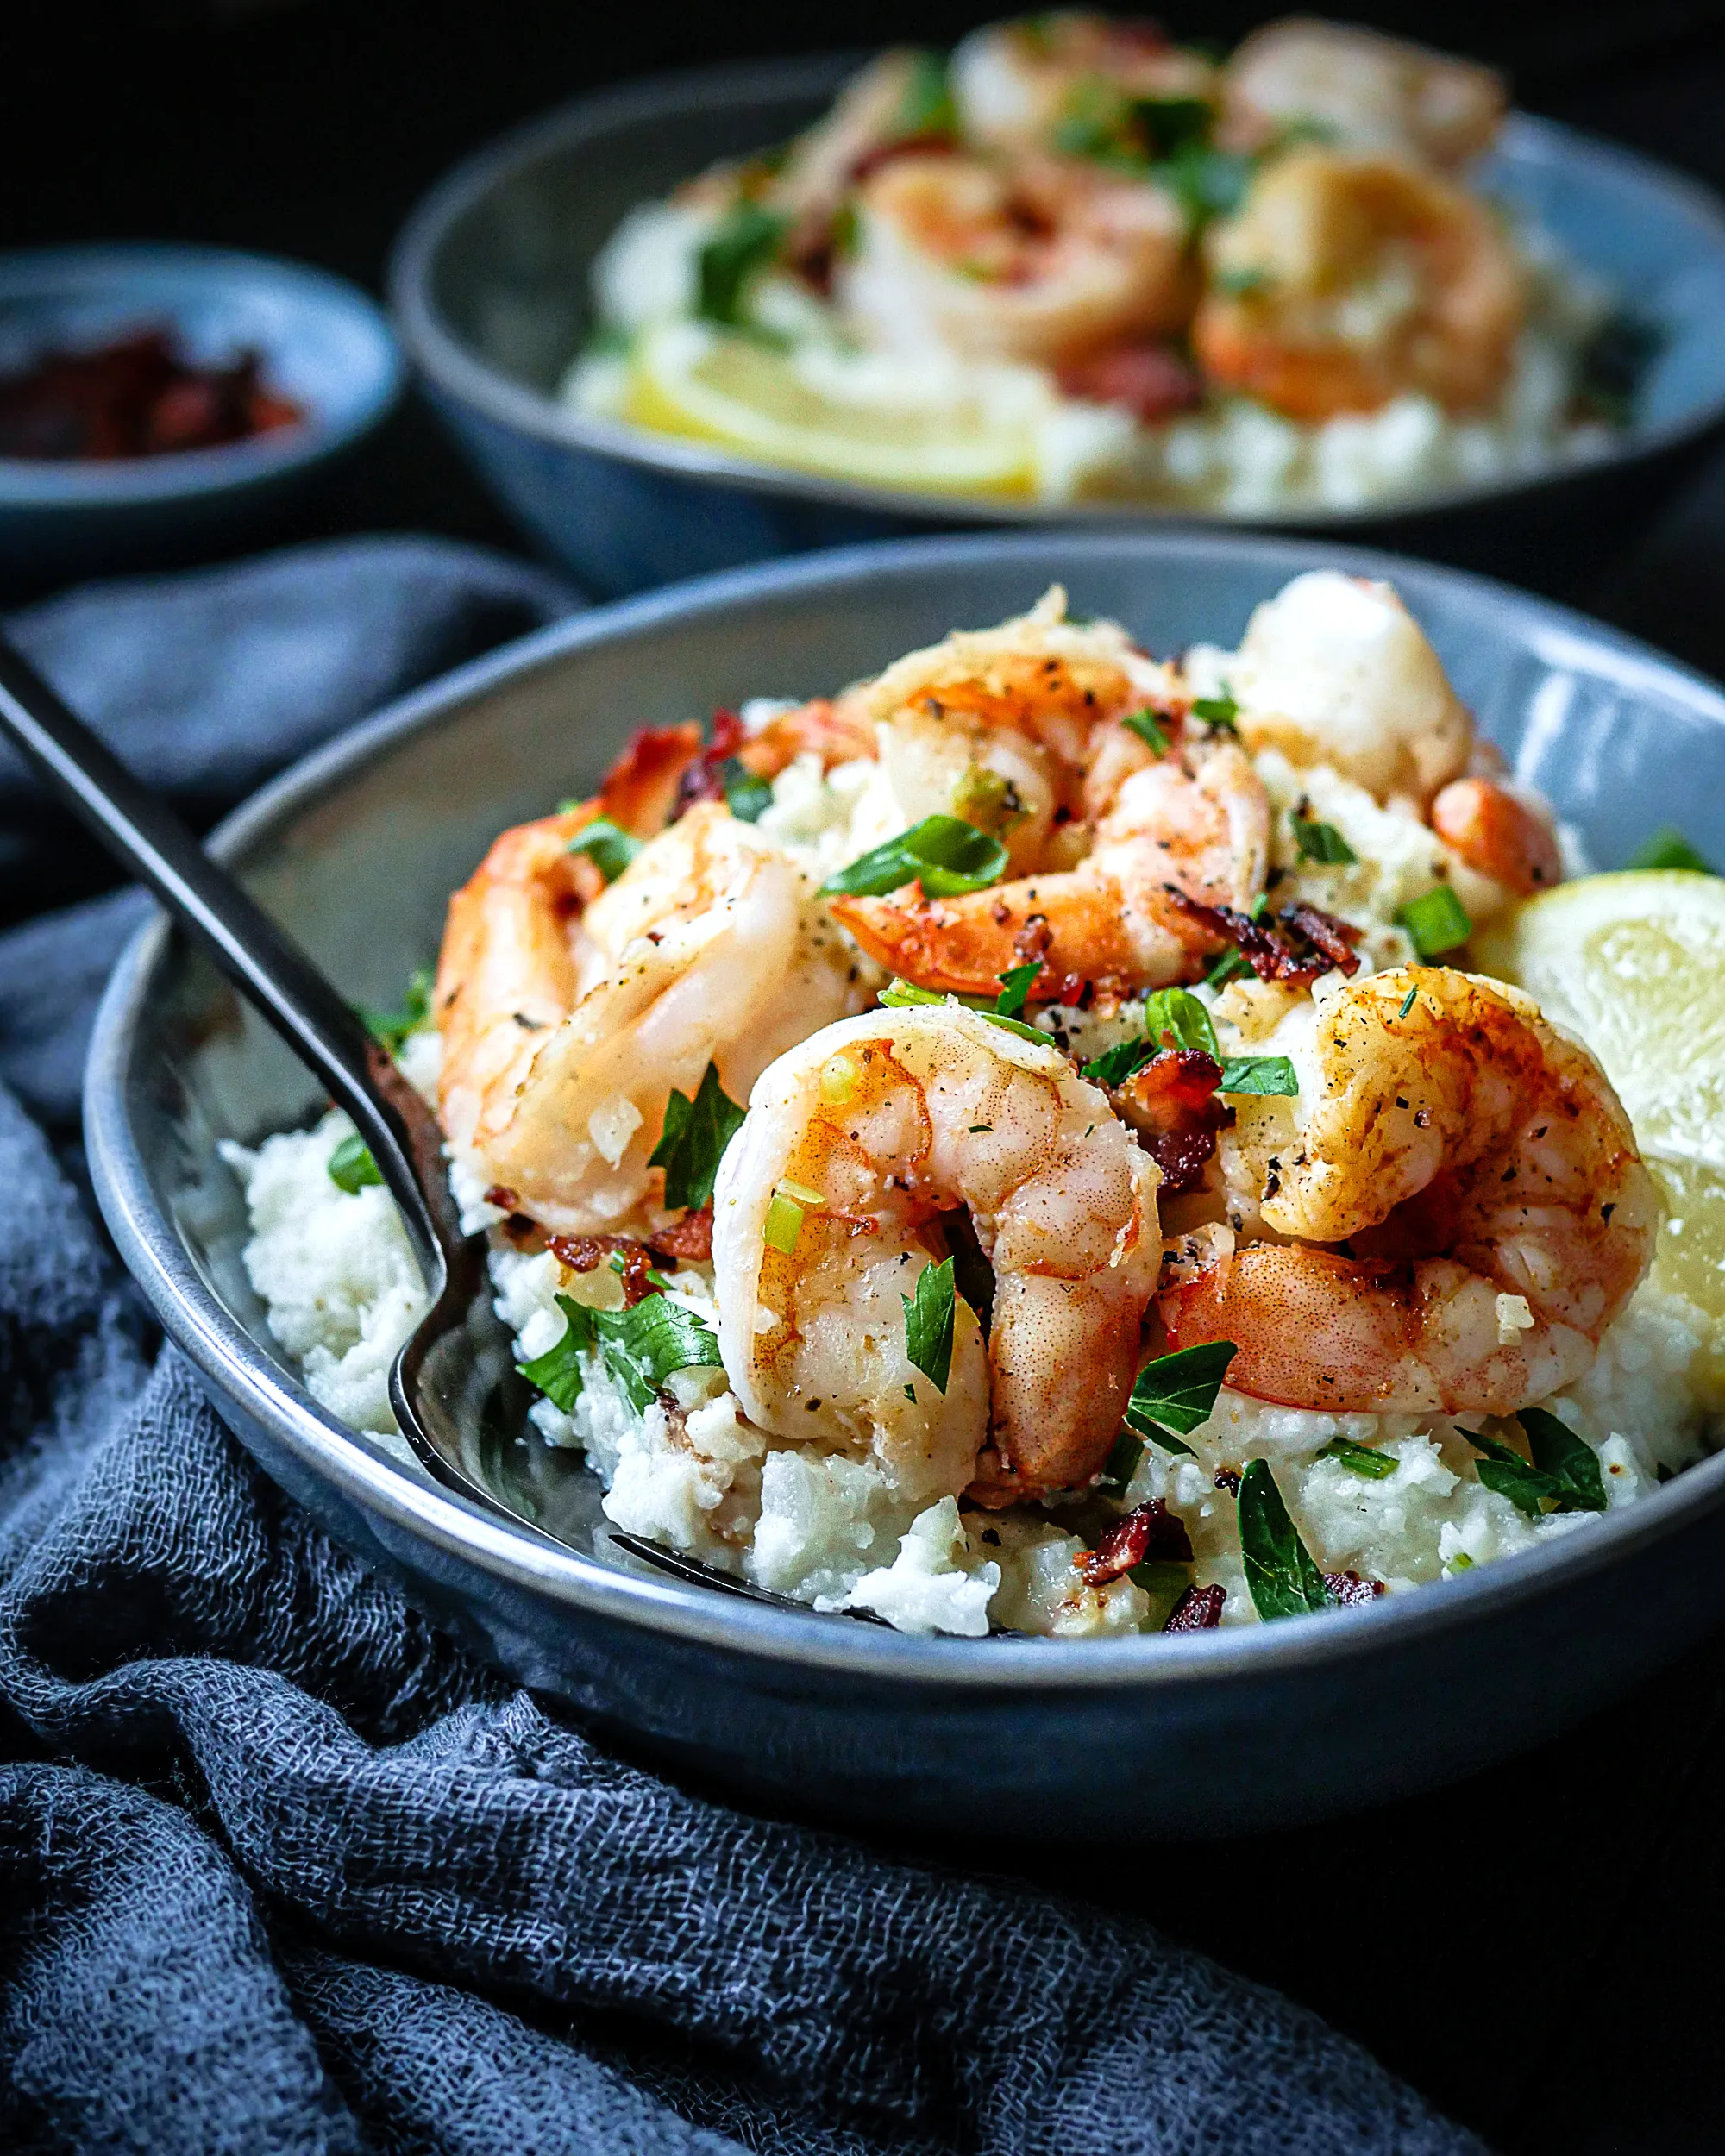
[85,533,1725,1839]
[0,245,402,585]
[389,58,1725,595]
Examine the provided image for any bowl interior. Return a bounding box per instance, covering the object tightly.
[420,64,1725,449]
[0,247,401,496]
[107,533,1725,1588]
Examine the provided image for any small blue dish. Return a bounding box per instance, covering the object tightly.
[0,244,403,587]
[391,58,1725,597]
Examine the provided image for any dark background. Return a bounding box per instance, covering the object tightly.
[10,6,1725,2151]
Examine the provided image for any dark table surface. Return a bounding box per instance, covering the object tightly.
[9,6,1725,2150]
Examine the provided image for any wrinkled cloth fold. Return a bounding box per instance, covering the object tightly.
[0,541,1481,2154]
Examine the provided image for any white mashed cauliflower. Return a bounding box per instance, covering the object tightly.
[223,594,1715,1639]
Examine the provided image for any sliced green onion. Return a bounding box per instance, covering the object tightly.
[328,1131,382,1194]
[1291,815,1358,865]
[763,1190,806,1255]
[950,763,1024,834]
[1628,826,1713,874]
[1190,689,1239,730]
[1318,1436,1396,1481]
[1122,708,1170,755]
[568,818,643,884]
[1397,986,1418,1019]
[821,814,1008,899]
[1395,885,1471,958]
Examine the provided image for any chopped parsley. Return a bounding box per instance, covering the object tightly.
[696,201,789,327]
[1189,689,1239,730]
[1123,1339,1237,1451]
[1468,1410,1607,1520]
[517,1290,724,1417]
[992,962,1040,1022]
[902,1256,957,1393]
[361,967,434,1056]
[1095,1429,1145,1496]
[648,1061,747,1211]
[1628,826,1713,874]
[1217,1055,1298,1096]
[1238,1459,1334,1620]
[895,49,957,137]
[1122,707,1171,755]
[722,766,774,822]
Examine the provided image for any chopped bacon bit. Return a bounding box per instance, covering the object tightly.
[1074,1498,1195,1587]
[673,709,749,817]
[848,131,958,186]
[1214,1467,1240,1495]
[484,1184,520,1213]
[1117,1048,1228,1194]
[547,1233,657,1306]
[1324,1570,1385,1608]
[1012,912,1052,968]
[1164,1583,1226,1632]
[1164,887,1364,988]
[650,1203,714,1263]
[596,722,703,836]
[1055,342,1202,424]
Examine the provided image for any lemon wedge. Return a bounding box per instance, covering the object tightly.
[624,322,1040,495]
[1475,870,1725,1398]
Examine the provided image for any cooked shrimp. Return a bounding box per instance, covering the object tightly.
[951,13,1219,153]
[711,1002,1162,1504]
[1221,19,1506,172]
[1194,148,1525,420]
[1160,968,1657,1414]
[1220,568,1475,805]
[1431,775,1562,895]
[437,803,867,1235]
[839,149,1192,368]
[831,733,1268,1000]
[768,50,941,228]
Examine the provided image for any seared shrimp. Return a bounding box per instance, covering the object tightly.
[832,733,1268,1000]
[1220,568,1475,805]
[839,150,1192,369]
[437,803,866,1234]
[711,1002,1162,1504]
[1160,968,1657,1415]
[1221,19,1507,171]
[950,13,1218,154]
[1194,148,1525,420]
[1430,776,1562,895]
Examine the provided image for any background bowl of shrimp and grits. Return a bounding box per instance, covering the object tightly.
[84,529,1725,1839]
[389,34,1725,599]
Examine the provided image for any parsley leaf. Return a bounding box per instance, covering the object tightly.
[1291,814,1358,865]
[1095,1429,1145,1496]
[896,49,957,136]
[903,1257,957,1392]
[1467,1426,1554,1520]
[1081,1037,1158,1088]
[568,818,643,884]
[723,765,774,821]
[517,1294,598,1413]
[1189,689,1239,731]
[1123,1340,1236,1448]
[649,1062,747,1211]
[696,201,789,327]
[517,1290,723,1418]
[993,962,1040,1021]
[821,814,1008,899]
[1467,1411,1606,1519]
[1238,1459,1334,1620]
[327,1131,382,1194]
[1145,986,1220,1058]
[1217,1055,1298,1096]
[361,967,434,1056]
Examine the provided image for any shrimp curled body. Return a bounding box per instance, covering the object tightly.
[712,1004,1163,1507]
[1160,968,1657,1415]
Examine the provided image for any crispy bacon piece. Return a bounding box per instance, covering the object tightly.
[739,695,878,779]
[650,1203,715,1263]
[1164,1583,1226,1632]
[547,1233,658,1307]
[1056,342,1203,423]
[1164,887,1364,988]
[596,723,703,836]
[1116,1048,1228,1195]
[1324,1570,1385,1608]
[674,709,749,816]
[1074,1499,1195,1588]
[484,1184,520,1213]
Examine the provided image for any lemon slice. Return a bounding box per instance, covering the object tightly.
[624,322,1039,496]
[1475,870,1725,1395]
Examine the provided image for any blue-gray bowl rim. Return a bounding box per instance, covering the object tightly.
[0,241,404,505]
[82,526,1725,1690]
[387,53,1725,533]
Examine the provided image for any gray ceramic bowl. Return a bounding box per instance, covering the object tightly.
[389,58,1725,597]
[85,531,1725,1839]
[0,245,403,587]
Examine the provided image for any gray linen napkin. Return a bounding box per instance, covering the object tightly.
[0,539,1483,2155]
